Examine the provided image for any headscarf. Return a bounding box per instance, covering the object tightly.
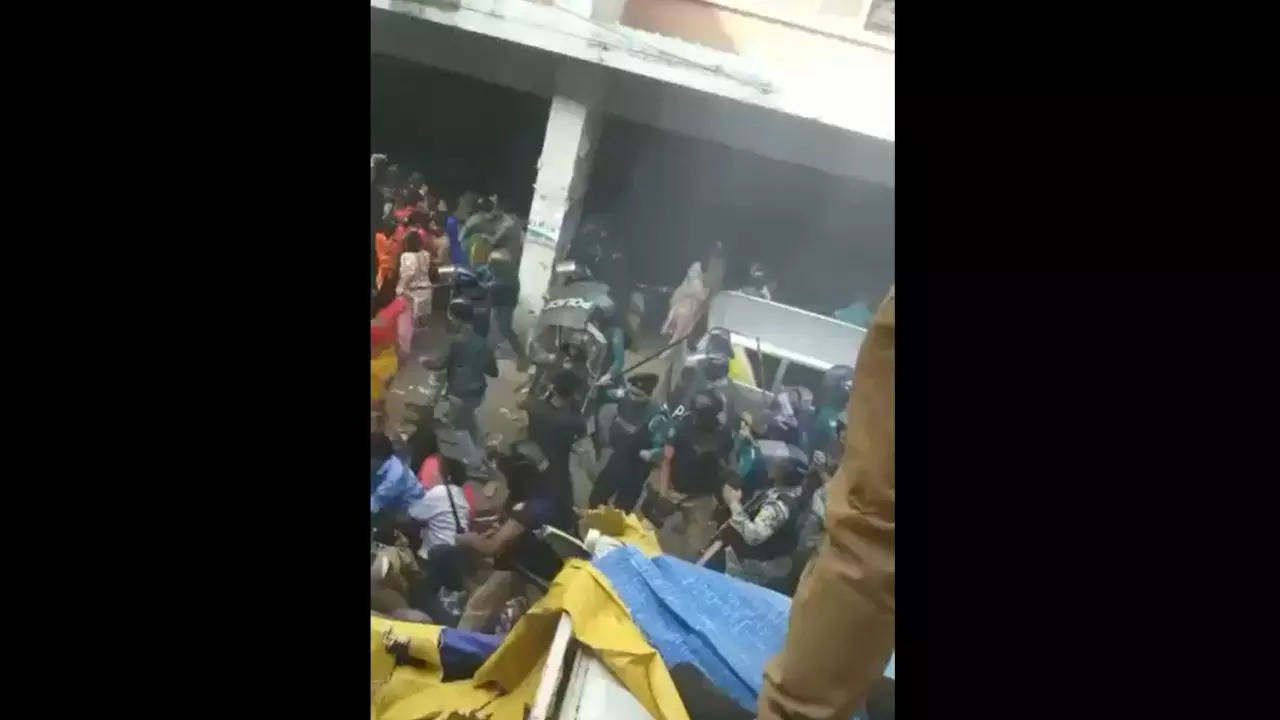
[672,262,708,305]
[662,262,709,337]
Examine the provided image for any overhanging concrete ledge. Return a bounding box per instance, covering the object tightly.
[371,0,894,144]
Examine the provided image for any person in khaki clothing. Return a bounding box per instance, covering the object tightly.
[757,288,894,720]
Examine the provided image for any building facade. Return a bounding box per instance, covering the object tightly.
[372,0,894,331]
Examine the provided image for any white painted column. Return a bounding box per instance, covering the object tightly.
[514,60,605,337]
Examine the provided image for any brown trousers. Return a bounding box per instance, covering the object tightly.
[456,569,543,632]
[458,570,520,632]
[758,288,895,720]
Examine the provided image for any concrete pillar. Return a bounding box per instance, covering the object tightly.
[514,60,606,336]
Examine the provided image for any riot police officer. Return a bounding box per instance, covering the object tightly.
[588,373,668,512]
[720,440,809,591]
[645,388,734,561]
[564,267,626,387]
[668,327,741,431]
[529,262,626,400]
[733,391,811,502]
[808,364,853,459]
[524,369,588,518]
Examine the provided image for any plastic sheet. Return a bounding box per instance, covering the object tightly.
[439,628,503,681]
[473,559,689,720]
[578,507,663,557]
[594,544,792,712]
[371,559,689,720]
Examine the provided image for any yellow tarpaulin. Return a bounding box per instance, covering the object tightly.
[372,560,688,720]
[577,507,663,557]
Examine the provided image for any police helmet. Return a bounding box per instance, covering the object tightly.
[452,267,483,291]
[447,297,475,323]
[690,389,724,422]
[702,352,730,383]
[821,364,855,407]
[704,327,733,354]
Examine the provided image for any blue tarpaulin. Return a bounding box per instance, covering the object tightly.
[594,544,792,711]
[439,627,504,681]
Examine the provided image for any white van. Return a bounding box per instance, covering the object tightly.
[663,291,868,421]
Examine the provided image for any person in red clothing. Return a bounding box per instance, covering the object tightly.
[390,189,419,224]
[406,421,478,520]
[371,294,409,427]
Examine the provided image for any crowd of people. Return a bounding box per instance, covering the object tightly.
[369,151,852,634]
[369,153,527,431]
[369,150,895,719]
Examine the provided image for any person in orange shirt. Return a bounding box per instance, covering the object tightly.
[374,218,402,292]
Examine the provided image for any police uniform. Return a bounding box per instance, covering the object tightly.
[721,440,810,591]
[589,374,668,512]
[646,391,734,561]
[724,483,805,590]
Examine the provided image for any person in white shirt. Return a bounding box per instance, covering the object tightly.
[406,457,476,624]
[408,458,471,560]
[395,229,433,359]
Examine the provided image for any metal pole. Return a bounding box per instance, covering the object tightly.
[619,329,698,377]
[694,488,769,566]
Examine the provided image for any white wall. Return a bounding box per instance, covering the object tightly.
[372,7,893,188]
[370,0,892,138]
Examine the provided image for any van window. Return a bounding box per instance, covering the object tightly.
[779,361,826,398]
[742,347,783,390]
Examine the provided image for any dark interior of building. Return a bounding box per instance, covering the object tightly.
[372,54,893,317]
[371,53,549,213]
[584,116,894,314]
